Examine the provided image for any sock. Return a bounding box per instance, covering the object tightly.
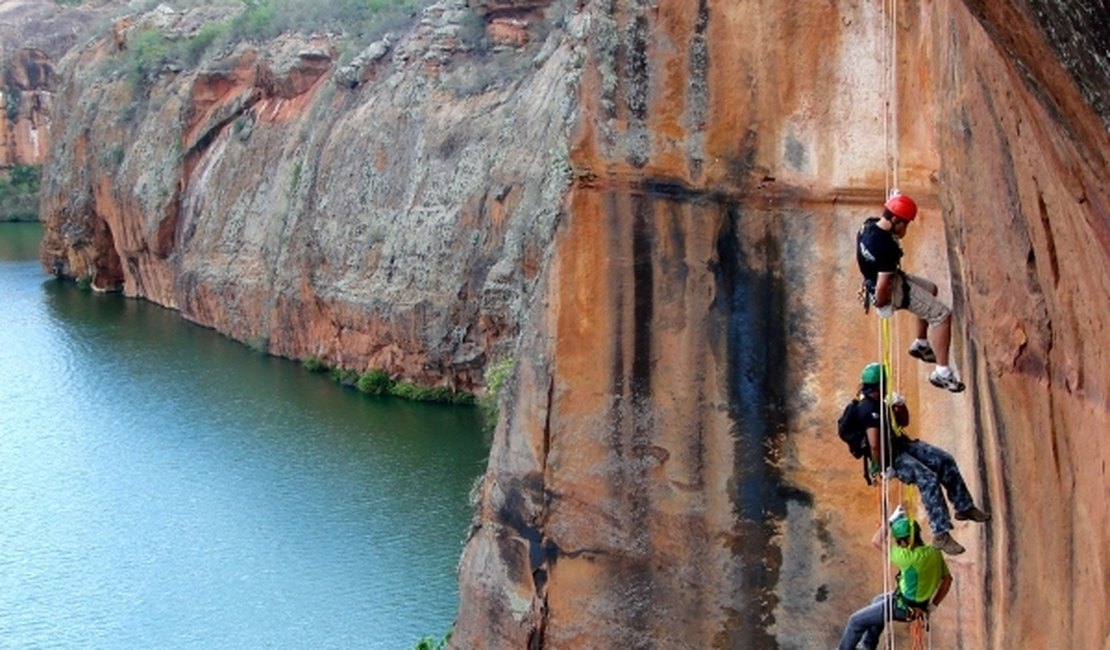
[915,338,929,347]
[935,365,950,375]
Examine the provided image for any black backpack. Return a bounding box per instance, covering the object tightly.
[837,398,870,459]
[837,398,876,485]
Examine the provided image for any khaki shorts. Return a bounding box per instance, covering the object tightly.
[892,273,951,326]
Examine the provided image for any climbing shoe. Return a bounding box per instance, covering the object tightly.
[955,506,991,523]
[932,532,966,556]
[929,368,966,393]
[908,341,937,363]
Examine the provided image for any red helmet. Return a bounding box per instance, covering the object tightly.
[884,194,918,221]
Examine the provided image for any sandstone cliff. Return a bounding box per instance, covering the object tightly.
[35,0,1107,648]
[452,1,1108,648]
[0,0,120,170]
[40,0,576,390]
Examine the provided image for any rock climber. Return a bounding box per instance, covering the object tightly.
[854,362,990,555]
[836,507,951,650]
[856,192,965,392]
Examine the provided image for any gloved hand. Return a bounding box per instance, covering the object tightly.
[876,304,894,319]
[887,392,905,406]
[888,504,906,524]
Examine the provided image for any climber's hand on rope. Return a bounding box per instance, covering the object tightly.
[887,392,905,406]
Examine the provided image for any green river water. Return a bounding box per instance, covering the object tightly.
[0,223,489,649]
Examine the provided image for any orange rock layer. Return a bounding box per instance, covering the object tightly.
[453,1,1107,648]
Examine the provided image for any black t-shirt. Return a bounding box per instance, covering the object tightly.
[856,217,903,283]
[857,394,907,457]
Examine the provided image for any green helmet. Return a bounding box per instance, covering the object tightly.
[860,362,885,386]
[891,516,917,540]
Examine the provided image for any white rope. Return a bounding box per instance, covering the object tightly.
[876,319,894,650]
[878,4,901,646]
[881,0,891,200]
[875,1,911,646]
[890,0,900,193]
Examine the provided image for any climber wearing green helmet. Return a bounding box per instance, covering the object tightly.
[847,362,990,556]
[855,191,965,392]
[836,506,953,650]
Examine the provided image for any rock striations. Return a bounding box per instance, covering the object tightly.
[39,0,576,391]
[31,0,1108,648]
[0,0,121,169]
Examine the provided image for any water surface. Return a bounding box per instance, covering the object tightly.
[0,223,488,648]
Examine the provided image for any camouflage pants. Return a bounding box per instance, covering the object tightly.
[893,440,975,535]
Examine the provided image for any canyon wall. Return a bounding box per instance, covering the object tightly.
[453,1,1107,648]
[33,0,1107,648]
[0,0,119,169]
[39,0,578,390]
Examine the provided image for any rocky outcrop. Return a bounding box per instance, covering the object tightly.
[0,0,120,169]
[35,0,1106,648]
[40,0,577,391]
[453,1,1107,648]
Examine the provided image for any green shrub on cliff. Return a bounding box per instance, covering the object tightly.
[183,22,228,65]
[326,364,474,405]
[225,0,427,46]
[0,164,41,221]
[302,356,327,373]
[123,28,174,91]
[4,86,21,121]
[410,631,451,650]
[479,355,514,429]
[390,381,475,405]
[330,367,360,386]
[355,369,394,396]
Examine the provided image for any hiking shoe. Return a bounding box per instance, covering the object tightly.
[955,506,991,523]
[908,341,937,363]
[932,532,966,555]
[929,368,966,393]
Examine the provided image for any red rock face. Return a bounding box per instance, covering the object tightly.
[930,4,1107,648]
[39,3,574,393]
[0,48,52,166]
[453,1,1107,648]
[0,0,121,169]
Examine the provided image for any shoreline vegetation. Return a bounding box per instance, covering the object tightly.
[0,164,40,222]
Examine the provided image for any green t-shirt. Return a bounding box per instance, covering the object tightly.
[890,544,950,603]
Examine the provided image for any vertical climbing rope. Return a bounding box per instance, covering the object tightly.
[877,2,894,646]
[877,2,931,648]
[881,0,901,200]
[878,316,896,650]
[889,0,900,194]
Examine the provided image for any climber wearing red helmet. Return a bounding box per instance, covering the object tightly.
[855,192,965,392]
